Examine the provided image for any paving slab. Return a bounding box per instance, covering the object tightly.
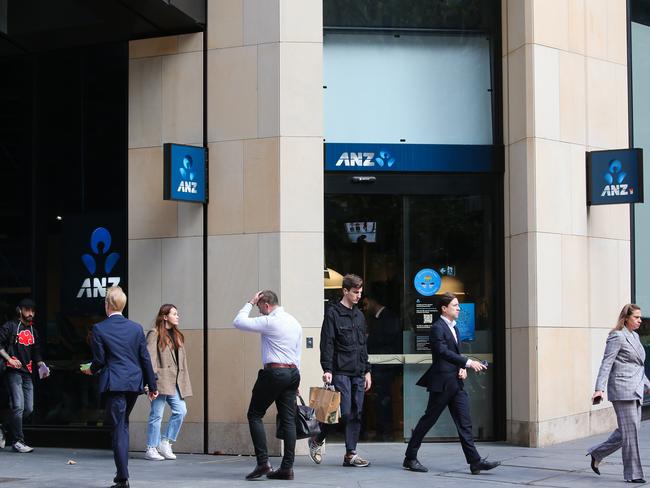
[2,422,650,487]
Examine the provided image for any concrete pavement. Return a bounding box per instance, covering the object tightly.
[1,423,649,487]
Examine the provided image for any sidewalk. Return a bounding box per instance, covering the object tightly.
[1,423,649,488]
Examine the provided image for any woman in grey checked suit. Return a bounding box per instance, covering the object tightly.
[587,303,650,484]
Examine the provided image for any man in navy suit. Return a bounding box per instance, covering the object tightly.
[403,292,500,475]
[82,286,157,488]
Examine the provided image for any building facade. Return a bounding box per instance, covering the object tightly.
[0,0,645,453]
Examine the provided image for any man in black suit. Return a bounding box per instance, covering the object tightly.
[403,292,500,475]
[82,286,158,488]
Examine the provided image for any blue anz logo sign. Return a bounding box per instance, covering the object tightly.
[325,143,500,173]
[177,154,198,194]
[587,149,643,206]
[164,143,208,203]
[601,159,632,197]
[77,227,121,298]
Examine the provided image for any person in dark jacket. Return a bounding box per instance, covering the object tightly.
[0,297,50,453]
[81,286,157,488]
[403,292,499,475]
[310,274,372,468]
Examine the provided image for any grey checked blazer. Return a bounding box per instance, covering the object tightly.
[595,327,650,401]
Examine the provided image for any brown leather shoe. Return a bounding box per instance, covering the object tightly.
[245,462,272,480]
[266,468,294,480]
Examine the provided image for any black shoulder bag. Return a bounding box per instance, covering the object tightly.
[276,395,321,440]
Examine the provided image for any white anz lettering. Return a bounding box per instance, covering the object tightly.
[601,184,630,197]
[334,151,375,167]
[77,276,122,299]
[177,181,198,194]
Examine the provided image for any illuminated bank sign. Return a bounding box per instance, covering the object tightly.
[77,227,121,298]
[587,149,643,206]
[164,143,207,203]
[324,143,500,173]
[62,214,126,314]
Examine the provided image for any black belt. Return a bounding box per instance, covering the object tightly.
[264,363,297,369]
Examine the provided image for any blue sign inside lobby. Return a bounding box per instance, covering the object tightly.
[164,143,208,203]
[587,148,644,206]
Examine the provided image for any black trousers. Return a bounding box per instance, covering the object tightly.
[247,368,300,470]
[405,384,480,464]
[106,392,138,482]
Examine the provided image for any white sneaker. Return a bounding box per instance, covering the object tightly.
[144,446,165,461]
[308,437,325,464]
[12,441,33,453]
[157,439,176,460]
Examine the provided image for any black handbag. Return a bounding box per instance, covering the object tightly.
[276,395,321,440]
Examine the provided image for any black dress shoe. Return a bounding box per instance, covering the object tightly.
[245,462,272,480]
[403,458,428,472]
[587,453,600,475]
[110,481,129,488]
[470,458,501,475]
[626,479,646,484]
[266,468,294,480]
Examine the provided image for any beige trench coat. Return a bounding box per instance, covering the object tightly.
[146,329,193,398]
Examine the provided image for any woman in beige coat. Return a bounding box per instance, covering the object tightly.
[144,304,193,461]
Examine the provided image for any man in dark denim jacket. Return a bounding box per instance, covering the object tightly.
[310,274,372,468]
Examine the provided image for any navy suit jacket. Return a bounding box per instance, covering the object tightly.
[416,317,469,392]
[90,314,157,395]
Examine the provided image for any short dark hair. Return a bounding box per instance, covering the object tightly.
[342,274,363,290]
[438,292,457,310]
[258,290,279,306]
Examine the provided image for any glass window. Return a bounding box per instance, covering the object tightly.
[324,32,493,144]
[325,173,499,441]
[0,43,127,443]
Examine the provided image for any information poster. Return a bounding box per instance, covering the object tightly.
[456,303,476,342]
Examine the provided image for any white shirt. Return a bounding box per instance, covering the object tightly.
[440,315,472,369]
[233,303,302,369]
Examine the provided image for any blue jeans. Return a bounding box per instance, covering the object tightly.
[146,387,187,447]
[4,372,34,443]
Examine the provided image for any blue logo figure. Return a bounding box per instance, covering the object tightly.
[81,227,120,275]
[604,159,626,185]
[179,155,195,181]
[414,268,441,297]
[375,150,395,168]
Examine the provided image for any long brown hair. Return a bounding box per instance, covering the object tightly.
[155,304,185,350]
[612,303,641,332]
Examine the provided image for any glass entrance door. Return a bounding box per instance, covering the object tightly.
[324,173,502,442]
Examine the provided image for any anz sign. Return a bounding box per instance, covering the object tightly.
[77,227,121,298]
[164,143,208,203]
[587,149,644,206]
[324,143,500,173]
[335,151,396,168]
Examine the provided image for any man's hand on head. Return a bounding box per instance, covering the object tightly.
[249,291,263,306]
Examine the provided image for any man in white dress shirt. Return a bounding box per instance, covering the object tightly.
[233,290,302,481]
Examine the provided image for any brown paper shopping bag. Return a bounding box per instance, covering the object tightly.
[309,385,341,424]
